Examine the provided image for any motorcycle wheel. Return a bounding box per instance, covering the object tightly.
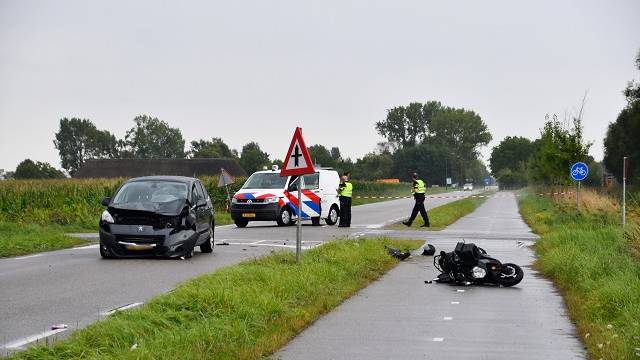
[497,263,524,287]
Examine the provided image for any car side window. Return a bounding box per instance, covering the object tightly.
[191,185,199,203]
[302,173,319,190]
[197,182,209,200]
[194,182,205,202]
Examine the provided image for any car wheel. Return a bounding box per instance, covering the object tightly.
[99,240,115,259]
[325,205,339,225]
[276,207,292,226]
[235,219,249,228]
[200,226,214,253]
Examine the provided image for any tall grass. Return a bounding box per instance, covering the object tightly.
[519,191,640,359]
[9,238,422,360]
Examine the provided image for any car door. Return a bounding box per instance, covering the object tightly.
[302,172,321,218]
[194,182,208,235]
[196,181,213,228]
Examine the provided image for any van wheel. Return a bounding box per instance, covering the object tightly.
[277,207,292,226]
[235,219,248,228]
[325,205,339,225]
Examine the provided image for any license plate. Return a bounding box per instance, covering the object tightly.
[242,213,256,218]
[126,244,154,251]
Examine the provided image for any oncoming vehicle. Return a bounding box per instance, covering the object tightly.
[99,176,214,259]
[463,183,474,191]
[230,167,340,227]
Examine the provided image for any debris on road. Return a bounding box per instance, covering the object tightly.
[51,324,68,330]
[216,242,230,246]
[385,246,411,260]
[421,244,435,256]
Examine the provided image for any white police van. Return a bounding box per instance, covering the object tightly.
[230,166,341,227]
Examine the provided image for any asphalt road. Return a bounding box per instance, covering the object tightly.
[276,192,586,360]
[0,190,474,354]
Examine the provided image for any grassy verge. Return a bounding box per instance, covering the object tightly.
[0,222,88,258]
[351,182,451,206]
[10,238,422,360]
[518,191,640,359]
[387,192,490,230]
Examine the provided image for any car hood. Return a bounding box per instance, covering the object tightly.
[108,199,188,216]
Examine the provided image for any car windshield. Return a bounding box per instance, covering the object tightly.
[112,181,188,204]
[242,172,288,189]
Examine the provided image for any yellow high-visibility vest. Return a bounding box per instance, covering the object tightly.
[339,181,353,197]
[413,179,426,194]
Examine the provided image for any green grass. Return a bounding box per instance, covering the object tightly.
[0,222,88,258]
[387,192,490,230]
[518,193,640,360]
[351,184,451,206]
[10,238,422,360]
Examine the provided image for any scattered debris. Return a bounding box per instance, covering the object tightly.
[215,242,230,246]
[385,246,411,260]
[606,324,613,329]
[130,343,138,350]
[51,324,68,330]
[421,244,436,256]
[424,280,432,284]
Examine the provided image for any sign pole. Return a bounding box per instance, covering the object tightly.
[577,181,581,213]
[296,176,302,263]
[622,156,627,227]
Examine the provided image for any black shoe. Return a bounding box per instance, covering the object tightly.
[402,221,412,227]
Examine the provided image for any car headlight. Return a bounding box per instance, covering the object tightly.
[101,210,115,224]
[231,197,238,204]
[471,266,487,279]
[265,196,278,203]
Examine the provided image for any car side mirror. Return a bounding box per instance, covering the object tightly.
[101,197,111,207]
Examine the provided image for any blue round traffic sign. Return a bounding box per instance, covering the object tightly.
[570,162,589,181]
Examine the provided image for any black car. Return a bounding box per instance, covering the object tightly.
[99,176,215,259]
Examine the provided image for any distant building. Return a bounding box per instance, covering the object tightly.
[74,158,246,179]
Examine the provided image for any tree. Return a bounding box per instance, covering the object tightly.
[375,101,442,148]
[351,152,393,180]
[308,145,334,168]
[189,138,235,158]
[122,115,185,158]
[239,142,270,174]
[604,49,640,184]
[489,136,536,188]
[390,143,453,184]
[53,118,118,175]
[528,114,591,185]
[330,147,342,162]
[14,159,65,179]
[428,107,492,183]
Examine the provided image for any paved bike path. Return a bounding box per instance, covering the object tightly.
[276,192,585,360]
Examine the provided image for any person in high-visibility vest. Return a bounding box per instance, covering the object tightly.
[337,175,353,227]
[403,173,430,227]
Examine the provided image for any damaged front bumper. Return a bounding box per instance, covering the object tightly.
[99,224,199,258]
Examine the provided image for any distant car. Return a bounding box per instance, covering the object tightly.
[230,167,340,227]
[98,176,214,259]
[463,183,474,191]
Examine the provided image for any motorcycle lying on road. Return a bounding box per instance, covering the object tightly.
[434,242,524,287]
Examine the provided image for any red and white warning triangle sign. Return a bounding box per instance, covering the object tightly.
[280,127,315,177]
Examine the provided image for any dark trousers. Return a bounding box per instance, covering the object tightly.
[339,196,352,226]
[407,194,429,225]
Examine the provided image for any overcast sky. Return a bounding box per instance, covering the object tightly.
[1,0,638,173]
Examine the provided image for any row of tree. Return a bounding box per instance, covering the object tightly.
[489,49,640,189]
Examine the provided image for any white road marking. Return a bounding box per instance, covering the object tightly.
[13,254,43,260]
[456,289,465,293]
[224,242,320,250]
[100,302,143,316]
[433,337,444,342]
[2,328,68,350]
[451,301,460,305]
[74,244,99,250]
[443,317,453,321]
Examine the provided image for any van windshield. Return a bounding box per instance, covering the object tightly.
[242,173,288,189]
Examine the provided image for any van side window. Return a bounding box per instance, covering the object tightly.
[288,175,302,191]
[302,173,319,190]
